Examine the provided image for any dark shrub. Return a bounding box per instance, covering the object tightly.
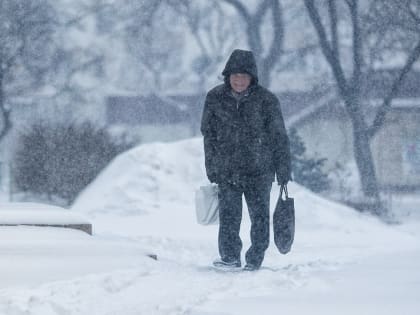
[289,127,330,192]
[13,121,131,204]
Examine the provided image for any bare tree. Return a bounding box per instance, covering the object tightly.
[127,5,185,91]
[220,0,285,87]
[364,0,420,136]
[94,0,186,93]
[0,0,56,142]
[168,1,240,90]
[303,0,420,215]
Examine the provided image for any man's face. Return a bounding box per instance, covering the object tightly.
[229,73,251,93]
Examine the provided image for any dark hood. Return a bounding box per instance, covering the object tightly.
[222,49,258,83]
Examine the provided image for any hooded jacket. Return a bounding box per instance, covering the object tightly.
[201,49,291,185]
[222,49,258,82]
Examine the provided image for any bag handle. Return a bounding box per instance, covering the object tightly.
[280,184,288,199]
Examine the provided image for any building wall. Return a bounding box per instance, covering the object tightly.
[372,111,420,189]
[138,124,194,143]
[297,109,420,190]
[297,117,353,170]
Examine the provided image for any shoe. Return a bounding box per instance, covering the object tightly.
[243,263,259,271]
[213,258,241,269]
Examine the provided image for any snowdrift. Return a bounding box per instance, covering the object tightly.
[72,137,417,253]
[1,137,418,315]
[73,138,205,216]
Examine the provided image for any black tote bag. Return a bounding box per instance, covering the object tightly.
[273,184,295,254]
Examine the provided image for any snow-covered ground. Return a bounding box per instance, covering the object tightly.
[1,137,419,314]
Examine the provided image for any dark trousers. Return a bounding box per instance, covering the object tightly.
[218,178,272,267]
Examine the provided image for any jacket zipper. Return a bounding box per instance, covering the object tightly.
[235,99,240,148]
[233,99,240,184]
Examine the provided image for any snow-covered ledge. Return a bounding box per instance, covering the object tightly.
[0,202,92,235]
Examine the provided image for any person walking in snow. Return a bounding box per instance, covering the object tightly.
[201,49,291,271]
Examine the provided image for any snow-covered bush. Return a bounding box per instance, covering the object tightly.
[12,121,131,205]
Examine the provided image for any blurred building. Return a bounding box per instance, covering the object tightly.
[105,69,420,191]
[289,70,420,191]
[105,94,204,144]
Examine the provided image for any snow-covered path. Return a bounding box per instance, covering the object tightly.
[1,227,419,315]
[1,138,419,314]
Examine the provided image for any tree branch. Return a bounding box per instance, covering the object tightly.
[408,0,420,25]
[64,2,110,27]
[344,0,355,9]
[328,0,339,58]
[262,0,284,70]
[214,3,237,53]
[250,0,271,56]
[0,108,11,141]
[222,0,283,85]
[368,38,420,137]
[181,4,210,57]
[0,72,12,143]
[348,0,363,88]
[254,0,271,22]
[221,0,251,21]
[304,0,348,96]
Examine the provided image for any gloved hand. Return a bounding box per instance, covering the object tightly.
[276,173,291,186]
[207,172,219,184]
[276,166,291,186]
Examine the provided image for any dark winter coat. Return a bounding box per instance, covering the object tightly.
[201,49,291,186]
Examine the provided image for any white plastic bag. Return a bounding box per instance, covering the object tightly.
[195,184,219,225]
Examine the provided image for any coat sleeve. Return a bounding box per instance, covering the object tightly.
[200,91,219,183]
[267,94,292,184]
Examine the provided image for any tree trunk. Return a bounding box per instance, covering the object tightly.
[246,23,270,86]
[351,117,379,198]
[222,0,284,88]
[344,94,382,214]
[354,137,379,194]
[0,69,12,142]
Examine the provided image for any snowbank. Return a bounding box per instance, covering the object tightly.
[73,137,417,255]
[0,226,154,289]
[0,202,89,225]
[73,138,205,217]
[0,137,418,315]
